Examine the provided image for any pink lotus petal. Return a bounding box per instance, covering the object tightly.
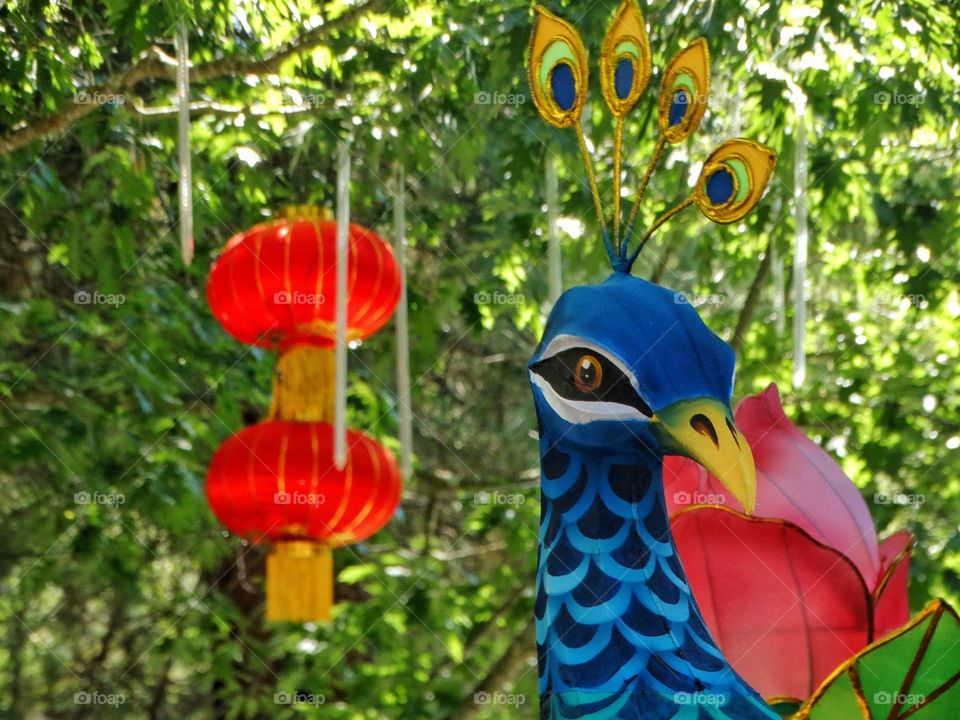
[873,531,913,636]
[672,506,872,702]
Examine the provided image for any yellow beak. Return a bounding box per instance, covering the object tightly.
[652,397,757,514]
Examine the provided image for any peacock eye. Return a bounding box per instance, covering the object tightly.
[574,354,603,392]
[529,341,654,422]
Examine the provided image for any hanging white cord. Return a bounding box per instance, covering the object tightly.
[392,163,413,479]
[771,215,785,337]
[175,22,194,266]
[334,141,350,468]
[791,90,808,389]
[545,154,562,305]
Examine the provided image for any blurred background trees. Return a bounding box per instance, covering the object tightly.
[1,0,958,717]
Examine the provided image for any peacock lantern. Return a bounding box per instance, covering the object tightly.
[525,3,960,720]
[527,3,777,717]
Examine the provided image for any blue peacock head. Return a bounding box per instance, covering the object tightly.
[526,0,778,513]
[529,272,757,511]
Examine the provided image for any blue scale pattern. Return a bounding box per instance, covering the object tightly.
[536,440,778,720]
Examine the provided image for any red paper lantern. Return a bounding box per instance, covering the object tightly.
[206,209,401,349]
[204,207,404,622]
[206,421,402,548]
[206,420,402,621]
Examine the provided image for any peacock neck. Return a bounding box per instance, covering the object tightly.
[535,433,773,717]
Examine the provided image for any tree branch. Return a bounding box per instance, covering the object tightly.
[0,0,384,156]
[127,98,325,120]
[147,657,173,720]
[424,591,525,693]
[450,616,536,720]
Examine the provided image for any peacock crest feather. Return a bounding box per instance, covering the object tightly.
[527,0,777,272]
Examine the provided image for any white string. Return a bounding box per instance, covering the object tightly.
[334,141,350,468]
[545,154,562,305]
[771,222,785,337]
[175,22,194,266]
[392,163,413,479]
[791,90,808,389]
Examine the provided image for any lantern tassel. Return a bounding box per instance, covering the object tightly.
[268,345,335,422]
[266,540,333,622]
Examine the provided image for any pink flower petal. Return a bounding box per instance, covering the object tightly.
[672,506,872,702]
[873,531,913,636]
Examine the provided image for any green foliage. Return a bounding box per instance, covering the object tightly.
[0,0,958,718]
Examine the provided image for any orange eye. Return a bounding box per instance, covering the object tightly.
[574,354,603,392]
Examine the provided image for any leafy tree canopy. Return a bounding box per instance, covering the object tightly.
[1,0,958,717]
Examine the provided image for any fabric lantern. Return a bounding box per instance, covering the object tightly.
[206,421,402,619]
[205,206,402,621]
[206,206,402,350]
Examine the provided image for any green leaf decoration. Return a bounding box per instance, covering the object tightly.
[797,599,960,720]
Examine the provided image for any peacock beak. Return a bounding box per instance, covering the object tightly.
[651,397,757,514]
